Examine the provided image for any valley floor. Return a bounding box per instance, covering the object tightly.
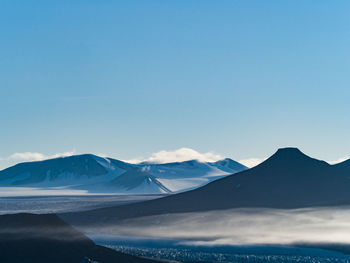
[0,193,164,214]
[3,194,350,263]
[101,242,350,263]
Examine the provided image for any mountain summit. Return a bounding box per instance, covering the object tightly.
[62,148,350,224]
[255,147,331,174]
[266,147,325,163]
[272,147,309,160]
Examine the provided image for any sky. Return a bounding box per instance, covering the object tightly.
[1,0,350,169]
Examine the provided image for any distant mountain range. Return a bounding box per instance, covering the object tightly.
[62,148,350,224]
[0,154,247,194]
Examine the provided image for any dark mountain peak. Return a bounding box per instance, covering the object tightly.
[269,147,311,162]
[275,147,304,155]
[254,147,330,171]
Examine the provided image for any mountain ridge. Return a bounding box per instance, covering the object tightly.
[0,154,247,195]
[61,147,350,226]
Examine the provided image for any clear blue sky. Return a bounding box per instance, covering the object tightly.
[1,0,350,168]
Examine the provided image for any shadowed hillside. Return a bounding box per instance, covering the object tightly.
[0,213,161,263]
[61,148,350,225]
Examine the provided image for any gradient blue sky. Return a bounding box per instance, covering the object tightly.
[1,0,350,169]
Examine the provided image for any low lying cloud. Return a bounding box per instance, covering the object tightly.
[126,148,223,164]
[84,207,350,247]
[125,148,267,168]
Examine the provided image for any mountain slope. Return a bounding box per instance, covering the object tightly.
[0,213,161,263]
[0,154,108,185]
[211,158,248,173]
[61,148,350,224]
[139,158,247,192]
[0,154,247,194]
[109,169,171,194]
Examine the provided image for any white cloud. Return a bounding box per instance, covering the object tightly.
[8,152,46,162]
[126,148,223,164]
[239,158,265,168]
[8,151,76,162]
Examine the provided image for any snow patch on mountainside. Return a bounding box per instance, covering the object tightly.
[157,178,208,192]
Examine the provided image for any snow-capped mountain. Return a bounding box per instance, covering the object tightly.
[0,154,247,195]
[139,159,247,192]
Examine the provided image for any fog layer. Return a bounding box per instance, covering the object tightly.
[83,207,350,246]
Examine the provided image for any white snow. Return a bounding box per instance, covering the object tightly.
[0,155,245,195]
[144,161,233,192]
[157,178,209,192]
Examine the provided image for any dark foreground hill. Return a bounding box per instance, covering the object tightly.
[0,213,161,263]
[61,148,350,225]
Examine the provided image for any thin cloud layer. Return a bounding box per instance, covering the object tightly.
[86,207,350,246]
[126,148,223,164]
[0,151,75,170]
[8,151,76,162]
[8,152,46,162]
